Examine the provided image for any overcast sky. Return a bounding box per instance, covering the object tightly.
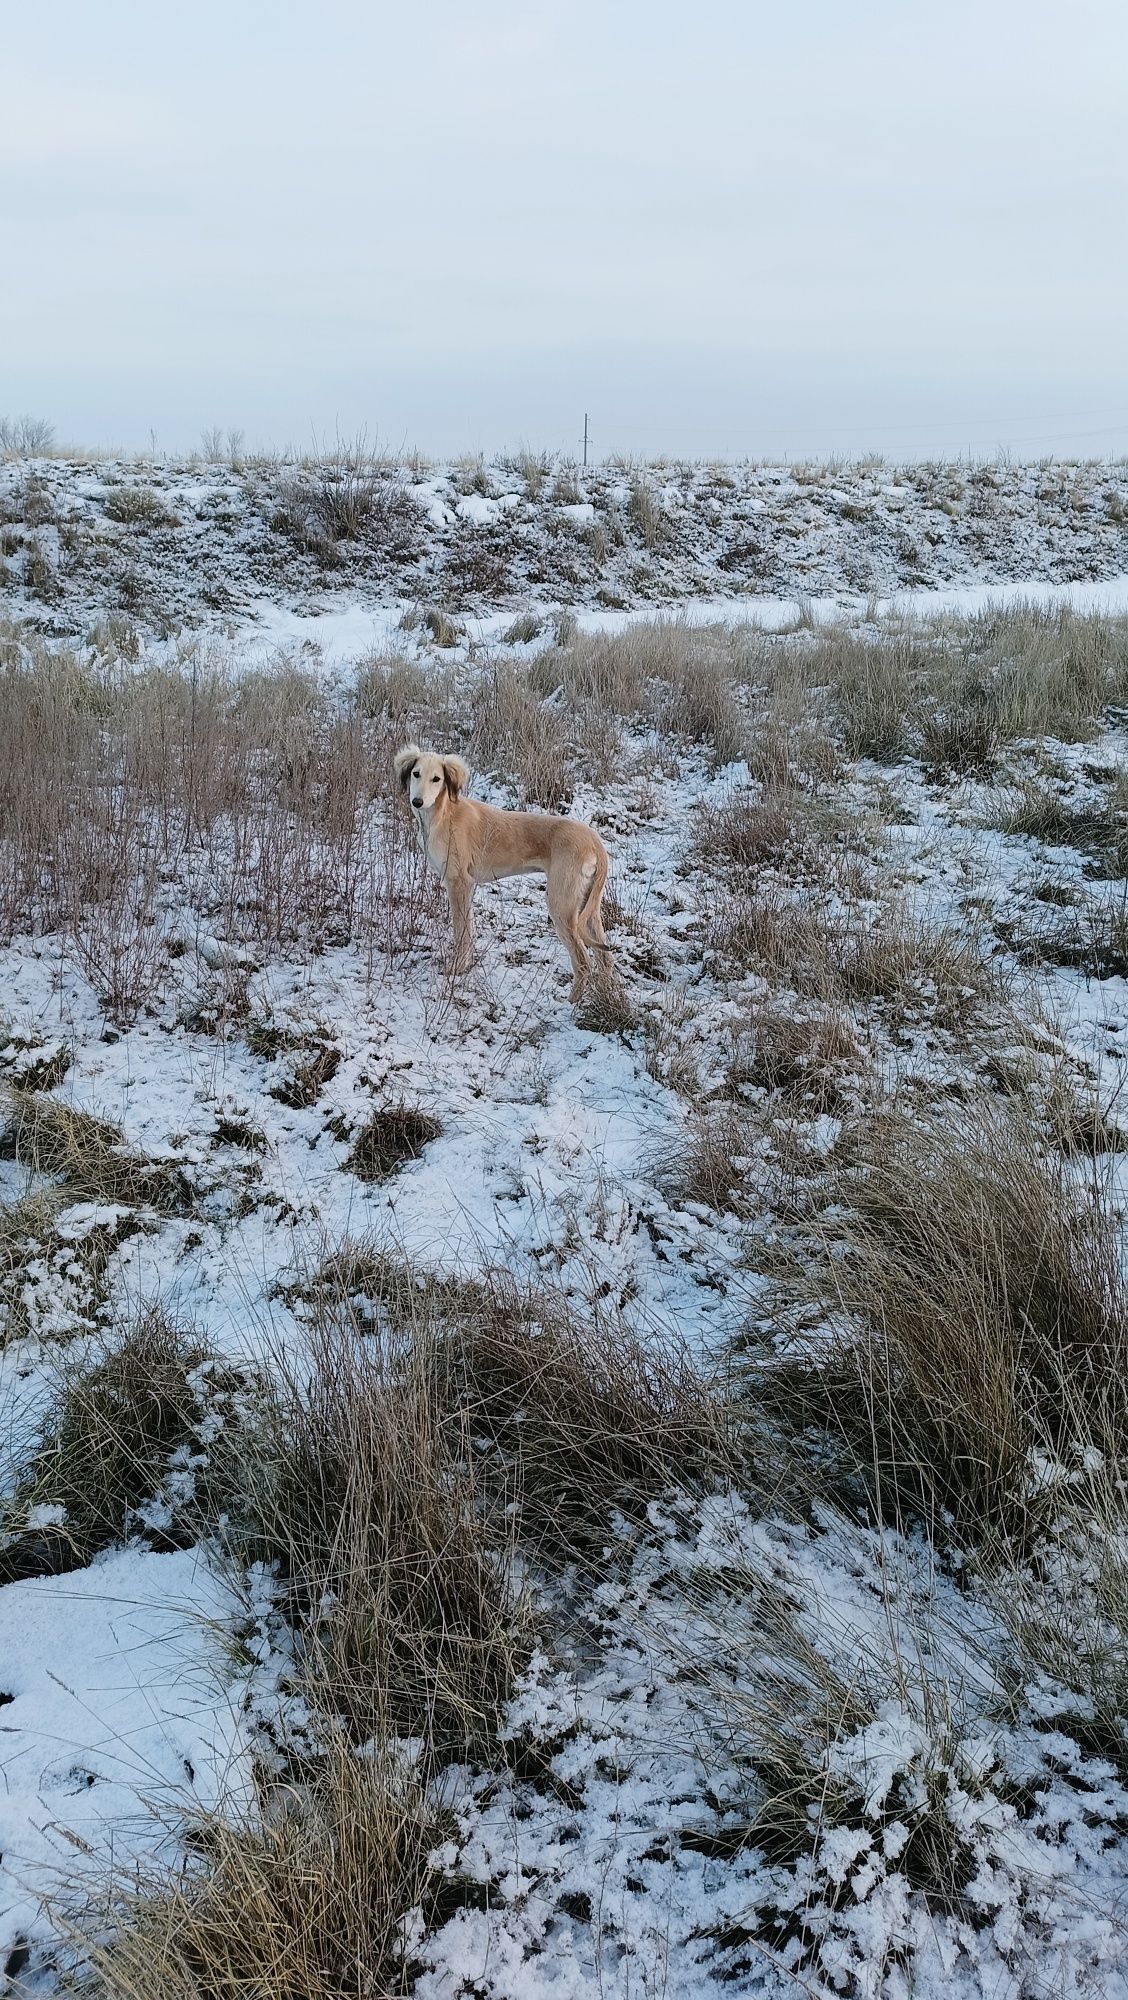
[3,0,1126,459]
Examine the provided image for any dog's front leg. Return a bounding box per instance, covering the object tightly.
[446,870,476,974]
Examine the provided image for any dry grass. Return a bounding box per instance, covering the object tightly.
[691,786,817,873]
[78,1280,542,1995]
[1009,889,1128,980]
[0,1087,193,1213]
[502,609,543,644]
[0,641,433,1013]
[102,484,176,529]
[703,874,994,1027]
[0,1311,211,1582]
[345,1105,443,1182]
[726,1002,862,1112]
[469,660,577,805]
[655,1105,765,1217]
[430,1270,734,1554]
[225,1314,521,1759]
[993,770,1128,877]
[83,1733,440,2000]
[804,605,1128,765]
[510,447,551,499]
[761,1098,1128,1534]
[270,439,418,557]
[287,1250,733,1557]
[573,962,637,1034]
[628,476,667,548]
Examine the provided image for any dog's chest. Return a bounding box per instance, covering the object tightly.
[416,818,451,876]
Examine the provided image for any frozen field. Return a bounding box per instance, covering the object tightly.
[3,460,1128,1996]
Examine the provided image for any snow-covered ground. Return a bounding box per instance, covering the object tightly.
[3,520,1128,1993]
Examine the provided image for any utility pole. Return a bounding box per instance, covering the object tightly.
[580,413,590,468]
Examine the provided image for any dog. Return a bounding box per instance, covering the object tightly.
[394,744,612,999]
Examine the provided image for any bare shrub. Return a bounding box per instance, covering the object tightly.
[271,440,417,555]
[0,643,410,1002]
[0,414,55,456]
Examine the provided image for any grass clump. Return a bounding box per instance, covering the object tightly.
[345,1105,442,1182]
[573,962,637,1034]
[0,1311,211,1582]
[226,1315,520,1758]
[763,1098,1128,1535]
[0,1087,193,1213]
[83,1734,439,2000]
[728,1003,861,1112]
[270,1042,341,1110]
[102,485,176,529]
[286,1249,732,1558]
[502,609,543,645]
[384,1260,734,1554]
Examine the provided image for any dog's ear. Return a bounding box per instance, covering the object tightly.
[442,754,470,798]
[393,743,420,792]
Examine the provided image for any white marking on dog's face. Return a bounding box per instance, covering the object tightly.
[409,754,446,810]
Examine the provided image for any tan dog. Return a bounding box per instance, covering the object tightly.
[394,744,612,999]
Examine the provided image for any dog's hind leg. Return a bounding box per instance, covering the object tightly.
[547,865,590,1001]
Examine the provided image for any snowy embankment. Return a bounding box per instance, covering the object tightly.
[3,448,1128,640]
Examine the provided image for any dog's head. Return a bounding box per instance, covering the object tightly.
[394,743,470,811]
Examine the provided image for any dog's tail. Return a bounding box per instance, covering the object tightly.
[579,845,611,947]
